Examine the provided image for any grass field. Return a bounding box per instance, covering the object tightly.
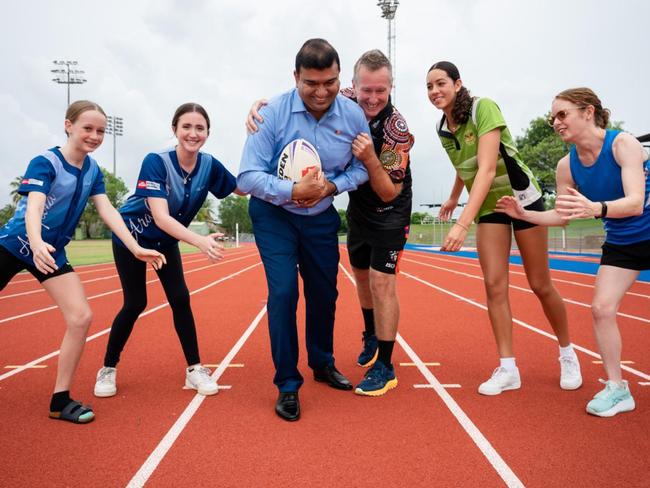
[65,240,206,266]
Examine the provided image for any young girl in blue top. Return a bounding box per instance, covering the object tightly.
[94,103,239,398]
[0,100,165,424]
[497,87,650,417]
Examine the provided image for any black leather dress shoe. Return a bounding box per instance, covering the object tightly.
[275,392,300,421]
[313,365,353,390]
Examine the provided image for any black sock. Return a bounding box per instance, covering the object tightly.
[50,391,71,412]
[377,340,395,367]
[362,308,375,336]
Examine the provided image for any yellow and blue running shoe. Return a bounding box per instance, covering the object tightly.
[357,332,378,368]
[355,361,397,396]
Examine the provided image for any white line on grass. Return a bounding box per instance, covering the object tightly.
[126,305,267,488]
[338,263,524,488]
[0,262,261,382]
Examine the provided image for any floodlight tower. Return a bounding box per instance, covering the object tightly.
[106,116,124,176]
[377,0,399,99]
[51,60,87,107]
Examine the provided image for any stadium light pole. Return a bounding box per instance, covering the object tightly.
[51,60,87,107]
[377,0,399,100]
[106,116,124,176]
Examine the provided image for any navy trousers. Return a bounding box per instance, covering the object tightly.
[249,197,340,392]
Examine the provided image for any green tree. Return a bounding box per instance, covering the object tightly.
[9,175,24,206]
[195,197,215,223]
[410,211,427,224]
[0,203,16,226]
[78,168,129,238]
[337,208,347,233]
[218,195,252,234]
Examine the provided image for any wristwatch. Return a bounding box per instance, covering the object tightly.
[595,201,608,219]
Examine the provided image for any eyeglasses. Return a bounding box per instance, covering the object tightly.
[547,107,586,126]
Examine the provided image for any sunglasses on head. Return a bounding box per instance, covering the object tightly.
[547,107,587,126]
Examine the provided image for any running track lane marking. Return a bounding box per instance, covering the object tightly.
[401,271,650,382]
[338,264,525,488]
[125,305,267,488]
[0,262,262,382]
[0,252,259,325]
[403,251,650,299]
[402,257,650,325]
[0,255,224,300]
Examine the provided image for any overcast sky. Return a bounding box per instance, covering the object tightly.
[1,0,648,215]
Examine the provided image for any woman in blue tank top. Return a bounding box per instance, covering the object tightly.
[497,87,650,418]
[0,100,165,424]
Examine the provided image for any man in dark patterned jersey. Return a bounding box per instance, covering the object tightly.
[346,50,414,397]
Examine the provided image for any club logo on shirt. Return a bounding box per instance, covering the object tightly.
[22,178,44,186]
[464,132,476,145]
[137,180,161,191]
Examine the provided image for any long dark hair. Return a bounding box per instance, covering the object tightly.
[428,61,472,125]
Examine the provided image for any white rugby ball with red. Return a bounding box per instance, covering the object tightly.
[277,139,322,181]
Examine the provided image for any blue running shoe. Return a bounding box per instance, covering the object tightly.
[586,379,635,417]
[357,332,378,368]
[355,361,397,396]
[357,331,377,368]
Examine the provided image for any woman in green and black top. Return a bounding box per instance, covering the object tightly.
[425,61,582,396]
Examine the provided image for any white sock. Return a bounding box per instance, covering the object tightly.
[559,344,576,358]
[499,357,517,371]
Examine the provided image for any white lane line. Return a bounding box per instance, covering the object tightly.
[0,262,262,382]
[403,250,650,299]
[126,305,267,488]
[3,248,252,286]
[0,252,259,325]
[402,257,650,325]
[338,264,524,488]
[400,362,440,367]
[414,384,461,389]
[0,250,257,299]
[402,271,650,382]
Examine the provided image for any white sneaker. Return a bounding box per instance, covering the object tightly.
[94,367,117,397]
[478,367,521,395]
[185,365,219,396]
[559,355,582,390]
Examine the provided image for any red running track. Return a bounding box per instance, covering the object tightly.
[0,245,648,487]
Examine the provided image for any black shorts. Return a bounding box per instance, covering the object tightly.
[601,239,650,271]
[347,221,409,275]
[478,198,545,231]
[0,244,74,290]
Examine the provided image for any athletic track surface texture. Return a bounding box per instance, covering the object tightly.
[1,245,648,487]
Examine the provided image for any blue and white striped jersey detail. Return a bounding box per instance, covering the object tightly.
[116,148,236,250]
[0,147,105,267]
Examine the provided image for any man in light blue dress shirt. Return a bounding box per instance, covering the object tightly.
[238,38,369,421]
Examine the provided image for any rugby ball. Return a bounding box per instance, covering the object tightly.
[277,139,322,181]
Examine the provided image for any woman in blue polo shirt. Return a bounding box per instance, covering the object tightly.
[94,102,239,399]
[0,100,165,424]
[497,87,650,417]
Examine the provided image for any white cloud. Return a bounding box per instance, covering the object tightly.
[0,0,648,215]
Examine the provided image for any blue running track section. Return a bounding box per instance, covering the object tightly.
[406,244,650,283]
